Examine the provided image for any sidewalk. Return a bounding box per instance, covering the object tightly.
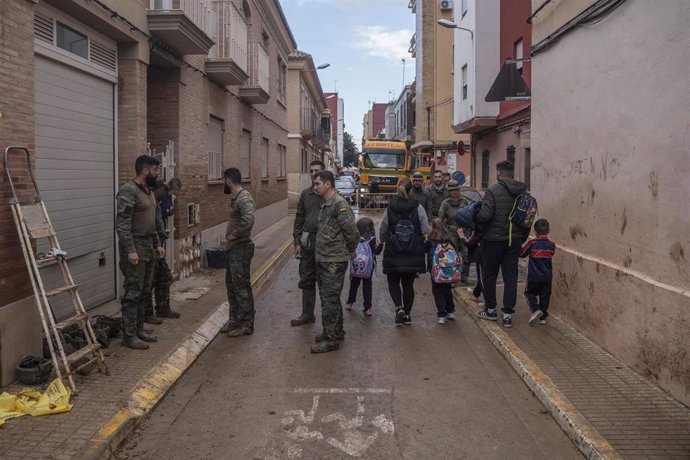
[456,284,690,459]
[0,215,294,460]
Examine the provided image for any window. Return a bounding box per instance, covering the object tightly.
[300,148,308,173]
[506,145,516,168]
[277,58,287,102]
[56,22,88,58]
[461,0,468,16]
[278,144,287,178]
[241,129,251,179]
[514,39,524,75]
[207,117,224,181]
[461,65,468,100]
[481,150,490,189]
[261,137,269,179]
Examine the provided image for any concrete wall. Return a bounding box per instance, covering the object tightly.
[531,0,690,405]
[453,0,500,125]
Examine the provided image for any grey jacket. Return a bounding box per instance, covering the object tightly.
[476,179,527,242]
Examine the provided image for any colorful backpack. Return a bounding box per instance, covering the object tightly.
[351,237,375,279]
[508,193,538,245]
[431,242,462,284]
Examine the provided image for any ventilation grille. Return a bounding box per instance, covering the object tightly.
[34,11,54,44]
[90,41,117,71]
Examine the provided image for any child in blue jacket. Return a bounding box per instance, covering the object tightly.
[520,219,556,325]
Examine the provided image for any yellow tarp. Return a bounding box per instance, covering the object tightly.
[0,378,72,427]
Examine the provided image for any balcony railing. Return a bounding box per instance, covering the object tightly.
[209,0,247,73]
[247,43,269,92]
[301,108,317,139]
[149,0,216,39]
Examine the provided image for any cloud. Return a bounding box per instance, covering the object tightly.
[353,25,414,63]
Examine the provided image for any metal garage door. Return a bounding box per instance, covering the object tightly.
[34,56,116,319]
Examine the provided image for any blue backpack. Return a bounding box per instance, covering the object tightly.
[508,193,538,245]
[455,200,482,230]
[389,210,417,254]
[351,238,375,279]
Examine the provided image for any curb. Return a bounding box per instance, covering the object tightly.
[454,289,622,460]
[81,239,293,460]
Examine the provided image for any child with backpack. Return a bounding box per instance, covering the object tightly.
[346,217,383,317]
[426,218,462,324]
[520,218,556,325]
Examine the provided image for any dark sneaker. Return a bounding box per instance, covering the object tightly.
[310,341,340,353]
[502,316,513,328]
[528,309,543,325]
[478,309,498,321]
[403,315,412,325]
[290,315,316,327]
[395,307,405,326]
[136,330,158,342]
[460,275,469,284]
[220,320,236,333]
[157,309,181,319]
[539,317,548,325]
[227,327,253,338]
[314,332,345,343]
[144,315,163,325]
[122,336,149,350]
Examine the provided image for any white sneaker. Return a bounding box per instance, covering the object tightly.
[345,303,353,311]
[437,316,447,324]
[446,313,456,320]
[539,318,548,325]
[528,310,543,325]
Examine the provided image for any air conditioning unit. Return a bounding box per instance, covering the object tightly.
[440,0,453,11]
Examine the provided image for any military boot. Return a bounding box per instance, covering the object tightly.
[290,289,317,326]
[137,330,158,342]
[123,335,149,350]
[310,341,339,354]
[314,332,345,343]
[227,326,253,338]
[157,308,181,319]
[144,314,163,325]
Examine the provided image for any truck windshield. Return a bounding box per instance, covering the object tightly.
[361,149,406,169]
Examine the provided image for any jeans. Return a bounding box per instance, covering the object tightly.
[386,273,417,315]
[482,240,521,315]
[347,276,373,309]
[431,281,455,317]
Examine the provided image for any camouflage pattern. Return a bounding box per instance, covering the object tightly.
[298,235,317,290]
[226,240,255,330]
[119,238,155,336]
[316,261,348,340]
[314,194,359,263]
[145,253,173,316]
[223,188,255,251]
[438,196,471,276]
[115,181,159,253]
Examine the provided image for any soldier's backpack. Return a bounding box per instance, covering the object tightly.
[389,210,417,254]
[350,237,375,279]
[431,242,462,284]
[508,192,538,245]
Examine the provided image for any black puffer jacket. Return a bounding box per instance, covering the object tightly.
[381,198,426,274]
[476,179,528,242]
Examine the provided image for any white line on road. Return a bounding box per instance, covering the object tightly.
[289,388,392,394]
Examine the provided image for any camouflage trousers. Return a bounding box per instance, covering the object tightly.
[226,240,255,330]
[145,253,173,316]
[316,262,347,341]
[119,238,155,337]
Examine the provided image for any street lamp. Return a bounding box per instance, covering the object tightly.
[316,63,331,70]
[437,19,474,39]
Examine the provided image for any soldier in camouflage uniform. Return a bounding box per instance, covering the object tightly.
[219,167,256,337]
[426,170,448,218]
[144,180,180,322]
[291,160,325,326]
[438,180,471,282]
[115,155,164,350]
[311,171,360,354]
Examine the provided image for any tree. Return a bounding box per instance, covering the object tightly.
[343,131,359,167]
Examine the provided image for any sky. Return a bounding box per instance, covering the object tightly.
[280,0,415,146]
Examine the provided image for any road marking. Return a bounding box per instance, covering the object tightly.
[289,388,392,394]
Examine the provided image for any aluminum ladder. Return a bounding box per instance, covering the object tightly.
[4,146,108,394]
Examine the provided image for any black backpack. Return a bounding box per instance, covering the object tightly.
[389,209,418,254]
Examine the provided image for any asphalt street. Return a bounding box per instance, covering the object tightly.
[116,245,580,459]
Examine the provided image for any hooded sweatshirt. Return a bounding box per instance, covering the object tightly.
[476,178,528,242]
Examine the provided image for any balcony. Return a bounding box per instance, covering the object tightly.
[240,43,270,104]
[147,0,215,55]
[408,33,417,58]
[313,115,332,149]
[301,108,317,139]
[206,0,248,86]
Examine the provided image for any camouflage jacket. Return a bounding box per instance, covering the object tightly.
[315,193,359,263]
[426,185,448,218]
[116,180,159,254]
[438,196,470,234]
[224,188,255,250]
[293,186,323,245]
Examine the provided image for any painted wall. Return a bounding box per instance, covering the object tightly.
[531,0,690,405]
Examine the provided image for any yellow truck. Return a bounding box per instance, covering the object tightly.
[358,139,431,193]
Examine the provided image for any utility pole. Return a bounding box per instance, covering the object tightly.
[401,58,406,90]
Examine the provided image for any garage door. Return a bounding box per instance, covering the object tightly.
[34,56,116,319]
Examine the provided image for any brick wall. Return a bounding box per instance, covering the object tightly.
[117,59,148,184]
[0,0,36,307]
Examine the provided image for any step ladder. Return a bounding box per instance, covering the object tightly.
[4,146,108,394]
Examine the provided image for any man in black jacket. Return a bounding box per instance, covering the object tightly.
[475,161,528,328]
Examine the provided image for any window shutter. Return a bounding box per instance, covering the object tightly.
[90,41,117,72]
[34,11,54,44]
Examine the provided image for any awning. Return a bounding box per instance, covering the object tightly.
[485,61,531,102]
[410,140,433,151]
